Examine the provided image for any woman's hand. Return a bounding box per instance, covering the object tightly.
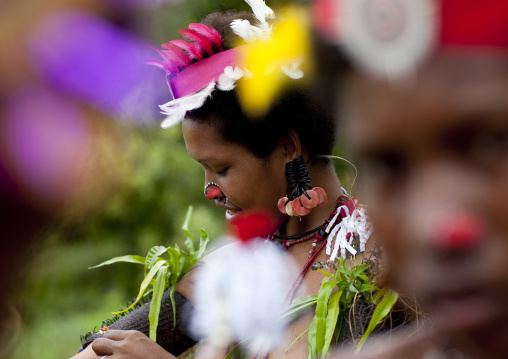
[91,330,177,359]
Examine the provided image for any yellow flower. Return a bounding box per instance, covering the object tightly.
[237,6,313,118]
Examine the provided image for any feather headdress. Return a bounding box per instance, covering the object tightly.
[148,0,276,128]
[150,0,308,128]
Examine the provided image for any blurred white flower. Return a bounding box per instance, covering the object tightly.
[191,237,295,356]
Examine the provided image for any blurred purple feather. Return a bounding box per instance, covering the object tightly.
[30,10,169,125]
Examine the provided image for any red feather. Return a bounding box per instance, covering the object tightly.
[178,28,213,55]
[188,23,223,51]
[170,39,203,60]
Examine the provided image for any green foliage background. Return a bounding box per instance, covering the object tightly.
[8,1,354,357]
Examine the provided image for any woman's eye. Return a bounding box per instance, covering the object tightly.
[215,168,228,176]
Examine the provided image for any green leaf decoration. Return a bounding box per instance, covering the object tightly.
[303,257,392,359]
[112,260,167,314]
[149,265,169,341]
[184,236,195,255]
[197,229,209,259]
[286,328,309,353]
[282,295,318,320]
[88,255,145,269]
[322,290,342,355]
[145,246,169,269]
[181,206,193,240]
[315,280,336,355]
[224,341,248,359]
[90,205,210,339]
[356,288,399,352]
[307,315,318,359]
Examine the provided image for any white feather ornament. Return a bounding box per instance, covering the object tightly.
[325,205,373,261]
[159,81,215,128]
[281,59,304,79]
[245,0,274,25]
[217,66,245,91]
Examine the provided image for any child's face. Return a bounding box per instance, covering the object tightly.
[345,54,508,351]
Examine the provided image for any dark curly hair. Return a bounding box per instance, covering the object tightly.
[185,11,338,159]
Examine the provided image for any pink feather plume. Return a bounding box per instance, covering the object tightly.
[169,40,203,60]
[147,43,190,75]
[161,42,191,67]
[178,28,213,55]
[188,23,223,51]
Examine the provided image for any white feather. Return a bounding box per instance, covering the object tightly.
[230,19,271,43]
[244,0,273,25]
[281,61,304,79]
[217,66,245,91]
[159,82,215,128]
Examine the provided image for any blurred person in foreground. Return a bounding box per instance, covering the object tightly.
[311,0,508,358]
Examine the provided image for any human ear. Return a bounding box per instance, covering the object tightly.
[281,129,302,161]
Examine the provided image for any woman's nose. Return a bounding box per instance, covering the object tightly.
[204,182,223,200]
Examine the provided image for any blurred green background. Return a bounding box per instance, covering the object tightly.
[7,0,353,358]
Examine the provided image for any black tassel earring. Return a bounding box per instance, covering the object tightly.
[277,156,328,216]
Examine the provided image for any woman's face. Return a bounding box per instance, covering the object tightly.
[182,119,289,225]
[345,55,508,351]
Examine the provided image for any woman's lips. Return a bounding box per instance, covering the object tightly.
[214,198,242,223]
[225,207,242,223]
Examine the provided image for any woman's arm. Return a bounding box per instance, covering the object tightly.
[92,330,179,359]
[76,289,197,357]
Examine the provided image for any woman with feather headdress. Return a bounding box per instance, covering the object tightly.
[72,1,412,358]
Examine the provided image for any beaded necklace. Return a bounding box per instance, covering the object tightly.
[271,196,350,306]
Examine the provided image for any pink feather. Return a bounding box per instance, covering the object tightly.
[170,40,203,60]
[188,23,223,51]
[161,42,192,67]
[147,44,189,75]
[178,29,213,55]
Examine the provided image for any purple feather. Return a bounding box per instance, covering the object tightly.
[188,23,223,51]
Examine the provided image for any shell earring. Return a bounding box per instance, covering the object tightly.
[277,156,327,216]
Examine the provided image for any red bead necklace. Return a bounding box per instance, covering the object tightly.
[272,196,349,306]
